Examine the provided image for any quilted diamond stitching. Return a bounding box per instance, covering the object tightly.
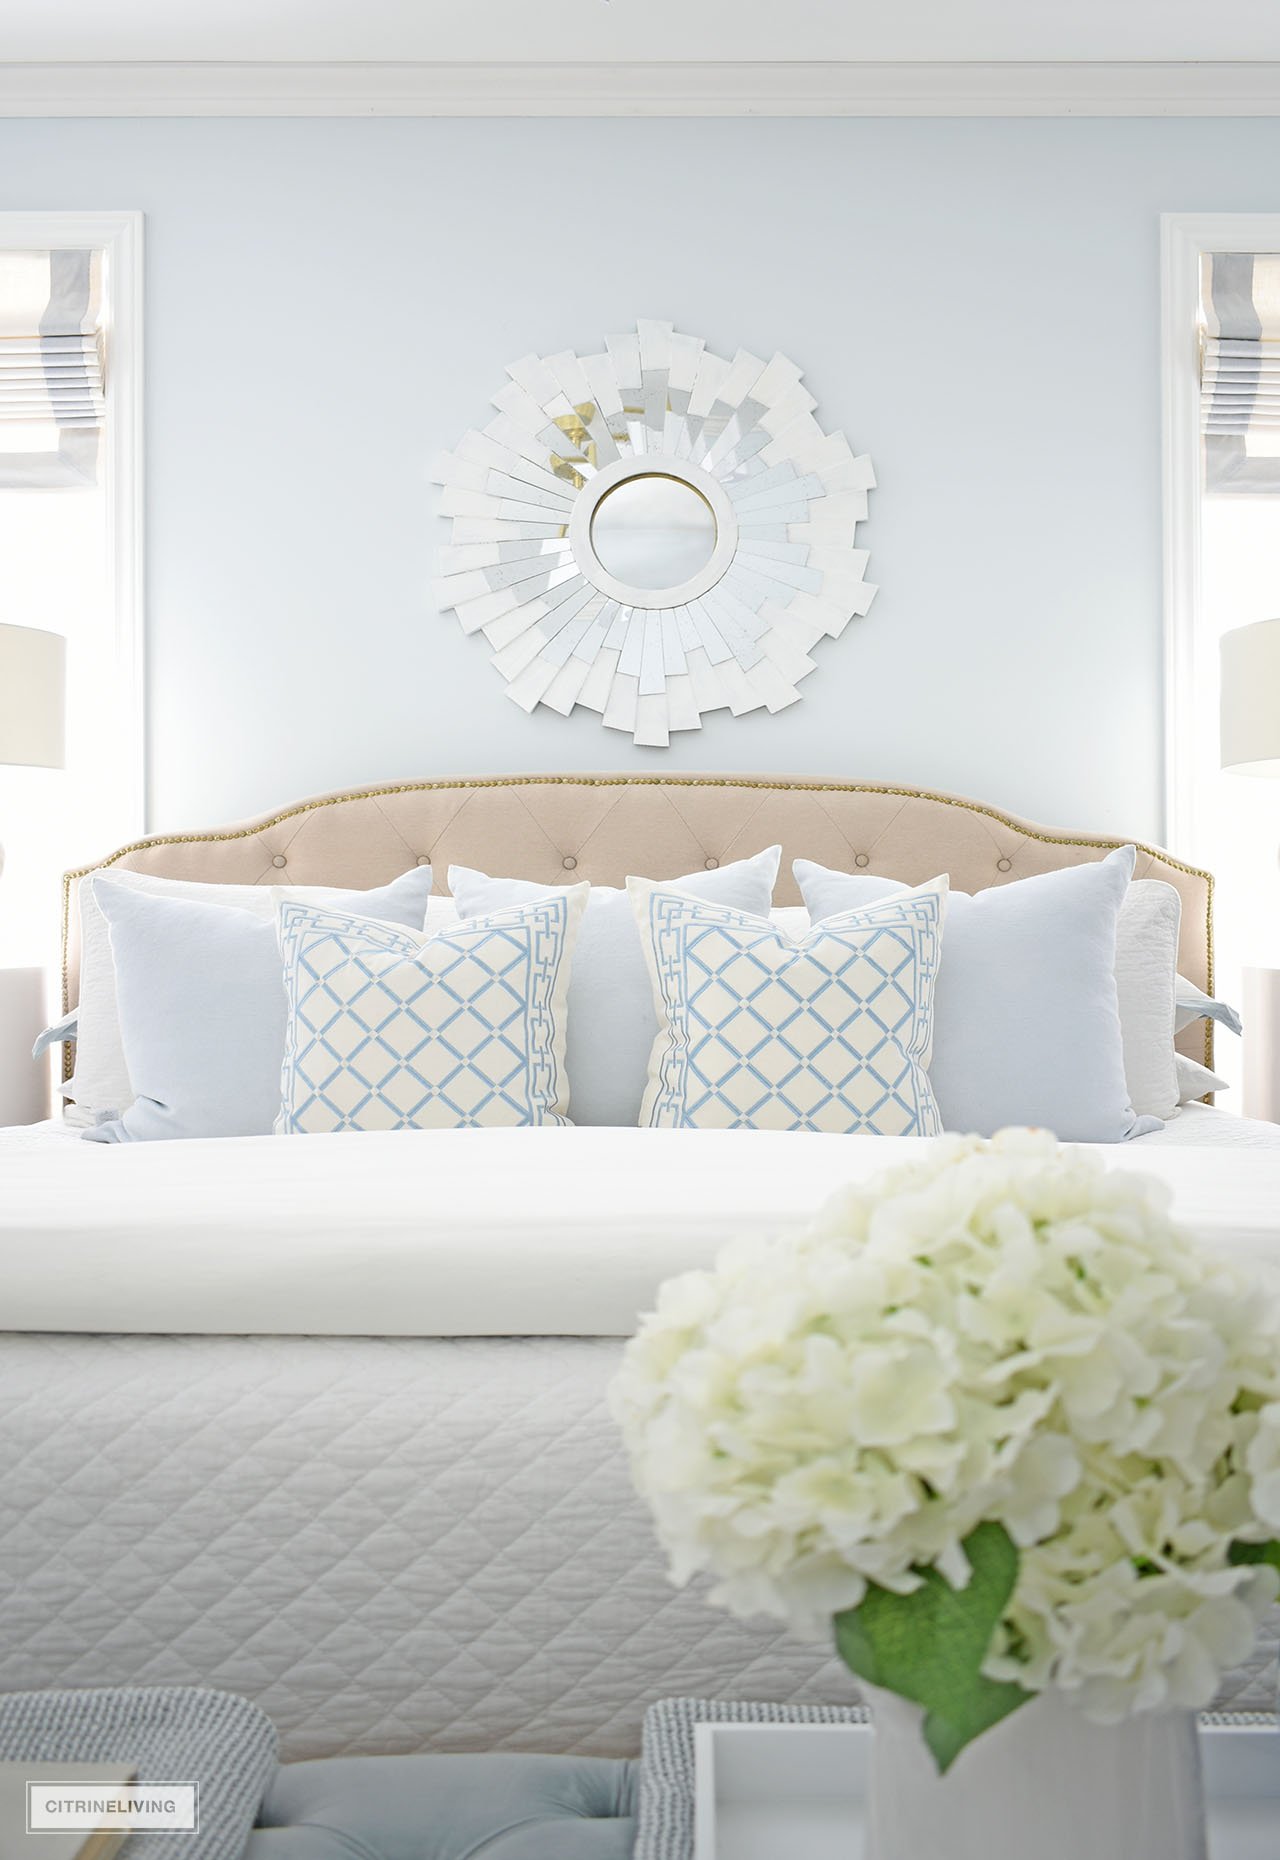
[0,1336,860,1758]
[5,1334,1273,1761]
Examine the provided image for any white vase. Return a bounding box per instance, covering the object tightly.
[863,1683,1207,1860]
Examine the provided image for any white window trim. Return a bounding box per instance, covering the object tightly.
[1161,212,1280,852]
[0,209,144,832]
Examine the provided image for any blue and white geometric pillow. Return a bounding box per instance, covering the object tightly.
[628,877,948,1135]
[275,886,588,1134]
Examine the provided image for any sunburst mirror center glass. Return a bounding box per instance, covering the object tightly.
[588,472,717,592]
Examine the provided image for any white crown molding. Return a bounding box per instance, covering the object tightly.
[6,59,1280,117]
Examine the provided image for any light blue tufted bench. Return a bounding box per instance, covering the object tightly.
[0,1689,637,1860]
[246,1754,637,1859]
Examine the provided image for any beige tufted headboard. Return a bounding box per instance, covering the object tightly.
[62,773,1214,1071]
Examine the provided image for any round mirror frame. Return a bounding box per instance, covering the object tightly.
[570,457,738,608]
[432,321,877,747]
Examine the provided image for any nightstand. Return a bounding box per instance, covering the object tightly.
[0,966,52,1126]
[1243,968,1280,1125]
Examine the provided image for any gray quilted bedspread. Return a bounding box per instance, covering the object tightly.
[3,1334,1275,1759]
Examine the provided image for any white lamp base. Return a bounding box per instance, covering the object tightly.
[1243,968,1280,1125]
[0,965,50,1125]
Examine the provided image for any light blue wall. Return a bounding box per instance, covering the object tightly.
[3,116,1279,841]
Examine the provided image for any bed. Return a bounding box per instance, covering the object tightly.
[5,774,1279,1760]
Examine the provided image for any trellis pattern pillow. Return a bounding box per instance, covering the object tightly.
[276,887,588,1134]
[629,877,948,1134]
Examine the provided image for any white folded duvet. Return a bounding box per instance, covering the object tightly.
[2,1124,1279,1337]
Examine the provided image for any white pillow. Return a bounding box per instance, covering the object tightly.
[794,847,1154,1141]
[449,847,781,1127]
[276,888,588,1133]
[630,877,948,1134]
[771,905,810,938]
[69,865,434,1120]
[1113,880,1181,1122]
[1176,1054,1229,1104]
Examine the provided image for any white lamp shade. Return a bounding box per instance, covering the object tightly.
[0,623,65,769]
[1221,617,1280,776]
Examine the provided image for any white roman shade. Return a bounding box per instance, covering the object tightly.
[0,248,104,489]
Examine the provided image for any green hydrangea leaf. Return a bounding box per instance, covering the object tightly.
[833,1521,1032,1773]
[1228,1539,1280,1572]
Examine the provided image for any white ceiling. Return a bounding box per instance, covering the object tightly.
[4,0,1280,65]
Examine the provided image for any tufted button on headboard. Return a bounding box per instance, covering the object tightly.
[62,773,1214,1071]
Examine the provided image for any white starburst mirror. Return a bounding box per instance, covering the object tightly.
[431,321,876,747]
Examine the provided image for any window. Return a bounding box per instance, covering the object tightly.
[1163,216,1280,1099]
[0,213,141,980]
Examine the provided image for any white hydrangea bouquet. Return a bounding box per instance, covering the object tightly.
[612,1131,1280,1854]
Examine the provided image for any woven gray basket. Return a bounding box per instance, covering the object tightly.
[0,1687,278,1860]
[634,1697,869,1860]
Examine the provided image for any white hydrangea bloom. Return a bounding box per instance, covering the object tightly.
[610,1130,1280,1720]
